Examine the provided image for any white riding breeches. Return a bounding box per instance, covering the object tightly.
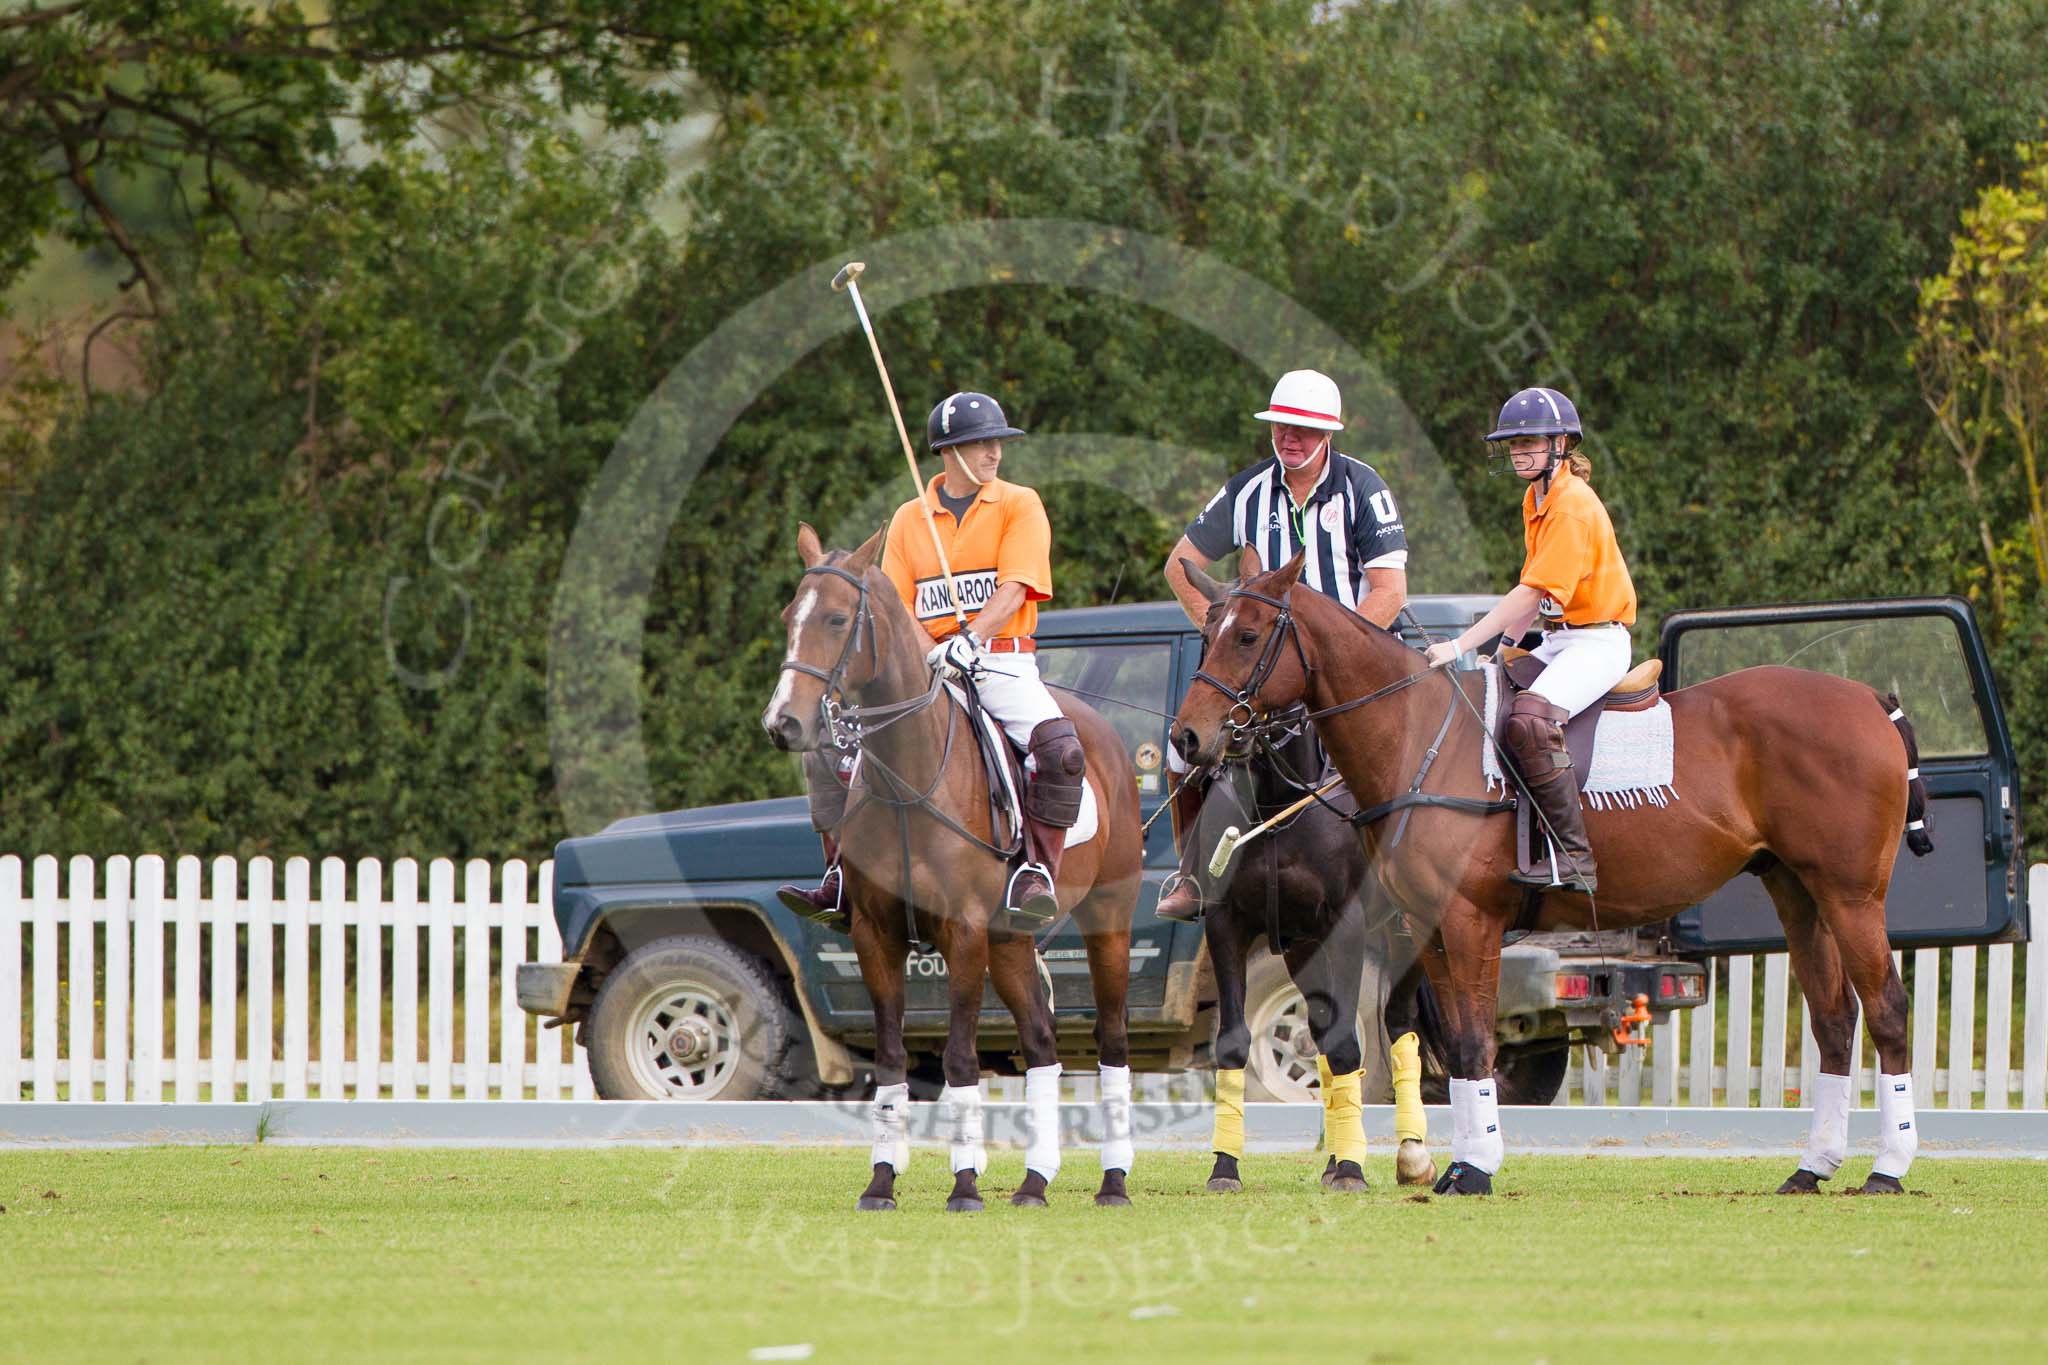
[970,652,1068,747]
[1526,624,1632,718]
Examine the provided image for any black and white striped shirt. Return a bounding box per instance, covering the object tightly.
[1183,452,1408,610]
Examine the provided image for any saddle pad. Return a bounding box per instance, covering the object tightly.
[947,683,1099,850]
[1479,664,1678,810]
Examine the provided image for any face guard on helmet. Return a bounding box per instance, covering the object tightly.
[1484,386,1582,477]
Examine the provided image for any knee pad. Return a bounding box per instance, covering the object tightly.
[1503,695,1571,776]
[804,747,854,832]
[1025,719,1086,825]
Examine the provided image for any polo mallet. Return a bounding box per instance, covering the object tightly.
[831,261,968,631]
[1207,775,1346,877]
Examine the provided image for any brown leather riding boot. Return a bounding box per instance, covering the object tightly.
[1007,818,1063,923]
[776,833,849,929]
[1502,694,1597,894]
[1154,773,1210,923]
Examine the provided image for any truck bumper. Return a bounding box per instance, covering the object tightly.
[516,962,580,1017]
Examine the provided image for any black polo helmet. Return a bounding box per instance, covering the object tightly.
[1484,386,1583,446]
[926,391,1026,451]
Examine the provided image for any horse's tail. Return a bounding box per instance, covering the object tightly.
[1883,692,1934,857]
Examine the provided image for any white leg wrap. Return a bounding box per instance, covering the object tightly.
[870,1081,910,1174]
[1800,1072,1851,1178]
[1448,1076,1474,1166]
[1098,1064,1135,1175]
[1873,1071,1918,1180]
[941,1084,987,1175]
[1024,1062,1063,1182]
[1452,1076,1503,1175]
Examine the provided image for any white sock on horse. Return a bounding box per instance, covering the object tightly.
[1024,1062,1064,1182]
[1800,1072,1852,1178]
[941,1083,987,1175]
[1098,1064,1134,1175]
[1873,1071,1919,1180]
[871,1081,910,1174]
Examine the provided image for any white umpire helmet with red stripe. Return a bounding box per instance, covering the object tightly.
[1253,369,1344,431]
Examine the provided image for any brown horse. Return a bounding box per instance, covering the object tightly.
[762,524,1144,1211]
[1172,555,1932,1196]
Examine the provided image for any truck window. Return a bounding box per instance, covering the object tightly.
[1676,615,1987,758]
[1036,640,1176,796]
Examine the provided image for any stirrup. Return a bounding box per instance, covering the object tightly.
[776,866,848,929]
[1153,871,1206,924]
[1005,862,1058,922]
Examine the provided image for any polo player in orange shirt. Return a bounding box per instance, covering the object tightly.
[777,391,1085,927]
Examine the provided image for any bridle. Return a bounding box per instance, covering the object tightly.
[1190,586,1311,752]
[777,562,946,748]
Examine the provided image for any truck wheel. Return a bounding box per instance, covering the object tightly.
[1244,954,1370,1103]
[1492,1042,1569,1106]
[585,937,799,1100]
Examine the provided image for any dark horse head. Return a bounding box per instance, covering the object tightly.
[1171,552,1315,767]
[761,522,892,753]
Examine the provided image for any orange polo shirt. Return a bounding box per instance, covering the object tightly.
[881,475,1053,642]
[1520,463,1637,627]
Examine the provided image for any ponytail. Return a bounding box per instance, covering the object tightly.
[1568,450,1591,481]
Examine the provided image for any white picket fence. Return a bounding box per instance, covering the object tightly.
[0,854,592,1102]
[3,852,2045,1108]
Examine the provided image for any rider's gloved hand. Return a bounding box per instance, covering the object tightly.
[1423,640,1462,669]
[926,630,987,679]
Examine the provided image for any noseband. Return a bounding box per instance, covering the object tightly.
[1191,586,1311,747]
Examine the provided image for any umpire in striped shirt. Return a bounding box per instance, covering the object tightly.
[1153,368,1408,921]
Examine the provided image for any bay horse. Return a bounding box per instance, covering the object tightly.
[761,524,1144,1211]
[1173,555,1932,1197]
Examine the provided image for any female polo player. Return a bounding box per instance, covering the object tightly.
[1422,386,1637,895]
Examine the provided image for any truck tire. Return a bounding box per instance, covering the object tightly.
[585,937,799,1101]
[1491,1041,1569,1106]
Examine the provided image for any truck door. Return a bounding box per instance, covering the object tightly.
[1658,597,2025,952]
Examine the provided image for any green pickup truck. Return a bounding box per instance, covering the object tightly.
[519,595,2024,1105]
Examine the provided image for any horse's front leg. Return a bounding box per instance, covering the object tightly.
[1379,932,1438,1187]
[1432,894,1510,1197]
[1203,908,1254,1193]
[938,921,993,1213]
[852,908,911,1211]
[1286,918,1367,1193]
[987,927,1061,1207]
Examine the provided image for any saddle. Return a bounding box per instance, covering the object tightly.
[1497,646,1663,792]
[945,677,1100,860]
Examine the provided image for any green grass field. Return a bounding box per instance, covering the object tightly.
[4,1147,2046,1363]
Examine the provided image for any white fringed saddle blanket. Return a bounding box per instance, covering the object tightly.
[1478,663,1679,811]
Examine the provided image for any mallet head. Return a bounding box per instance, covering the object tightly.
[1207,826,1243,879]
[831,261,866,293]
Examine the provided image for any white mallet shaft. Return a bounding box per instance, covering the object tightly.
[832,262,968,628]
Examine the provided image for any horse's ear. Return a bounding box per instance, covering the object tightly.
[1268,549,1307,594]
[1180,557,1225,606]
[796,522,824,568]
[847,524,887,573]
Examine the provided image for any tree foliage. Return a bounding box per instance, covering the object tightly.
[9,0,2048,860]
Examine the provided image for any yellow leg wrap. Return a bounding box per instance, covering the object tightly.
[1391,1030,1427,1144]
[1315,1054,1334,1091]
[1322,1067,1367,1165]
[1213,1068,1247,1158]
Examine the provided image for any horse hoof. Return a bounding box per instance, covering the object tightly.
[1324,1159,1367,1193]
[1431,1162,1493,1197]
[1858,1173,1906,1196]
[1010,1191,1048,1208]
[856,1196,897,1212]
[946,1196,985,1213]
[1095,1192,1132,1207]
[1205,1177,1243,1194]
[1776,1169,1825,1195]
[1395,1139,1437,1187]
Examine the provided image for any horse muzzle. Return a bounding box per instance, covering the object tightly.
[762,708,814,753]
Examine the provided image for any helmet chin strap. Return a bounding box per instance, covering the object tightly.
[1271,430,1331,468]
[942,444,986,489]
